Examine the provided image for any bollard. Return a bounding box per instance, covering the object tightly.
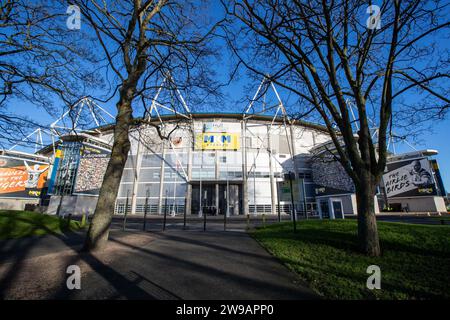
[224,210,227,231]
[81,213,87,228]
[183,197,187,230]
[123,195,130,231]
[143,192,149,231]
[262,213,266,228]
[246,214,250,230]
[203,208,206,231]
[67,213,72,229]
[163,197,168,231]
[277,195,281,223]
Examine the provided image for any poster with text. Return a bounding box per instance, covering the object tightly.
[383,157,436,198]
[0,156,49,198]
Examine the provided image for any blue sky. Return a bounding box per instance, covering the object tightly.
[5,1,450,193]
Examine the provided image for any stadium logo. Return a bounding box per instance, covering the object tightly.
[171,136,183,148]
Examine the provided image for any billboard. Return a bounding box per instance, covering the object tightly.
[195,133,240,150]
[0,155,49,198]
[383,157,437,198]
[73,144,111,195]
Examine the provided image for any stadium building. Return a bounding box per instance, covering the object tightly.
[43,113,333,217]
[0,80,447,217]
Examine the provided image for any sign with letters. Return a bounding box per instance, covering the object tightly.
[0,155,49,198]
[195,133,240,150]
[203,122,226,133]
[382,157,437,198]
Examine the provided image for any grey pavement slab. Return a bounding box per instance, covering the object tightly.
[64,230,318,300]
[0,227,318,299]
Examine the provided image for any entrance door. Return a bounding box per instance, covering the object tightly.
[332,200,344,219]
[191,184,216,215]
[320,201,330,219]
[219,184,241,215]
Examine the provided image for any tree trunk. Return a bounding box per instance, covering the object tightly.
[82,94,133,252]
[355,174,381,257]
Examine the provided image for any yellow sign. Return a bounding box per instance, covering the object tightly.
[195,133,240,150]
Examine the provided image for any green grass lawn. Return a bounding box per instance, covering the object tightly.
[0,210,85,240]
[251,220,450,299]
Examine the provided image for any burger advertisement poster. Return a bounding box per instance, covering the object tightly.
[0,156,49,198]
[382,157,437,198]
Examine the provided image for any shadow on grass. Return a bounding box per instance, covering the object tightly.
[252,222,450,299]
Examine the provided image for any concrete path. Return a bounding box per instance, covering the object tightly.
[0,229,318,300]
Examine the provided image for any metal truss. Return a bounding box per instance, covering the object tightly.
[345,98,418,155]
[8,97,114,157]
[8,127,56,154]
[146,74,192,123]
[243,76,296,174]
[50,97,115,135]
[136,74,193,182]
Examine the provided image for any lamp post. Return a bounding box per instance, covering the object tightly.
[285,171,297,233]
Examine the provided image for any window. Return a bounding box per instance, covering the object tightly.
[163,168,185,181]
[163,183,187,197]
[138,168,161,182]
[192,168,215,179]
[298,172,312,180]
[219,170,243,179]
[121,169,135,183]
[248,171,270,178]
[137,184,160,197]
[141,154,162,167]
[220,156,227,163]
[118,184,133,198]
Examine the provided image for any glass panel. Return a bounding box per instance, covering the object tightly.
[193,152,215,166]
[120,169,135,183]
[137,183,160,197]
[191,168,216,179]
[165,153,188,166]
[138,168,161,182]
[141,154,162,167]
[162,183,187,197]
[164,167,186,181]
[118,184,133,198]
[53,142,82,195]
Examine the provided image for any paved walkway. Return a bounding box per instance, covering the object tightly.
[0,229,318,300]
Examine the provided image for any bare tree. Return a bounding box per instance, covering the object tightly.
[0,0,102,148]
[74,0,219,251]
[223,0,450,256]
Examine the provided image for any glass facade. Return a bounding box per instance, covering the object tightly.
[112,118,325,216]
[52,142,82,196]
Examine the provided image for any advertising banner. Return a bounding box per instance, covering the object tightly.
[195,133,240,150]
[0,155,49,198]
[73,144,111,195]
[47,147,62,194]
[383,157,437,198]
